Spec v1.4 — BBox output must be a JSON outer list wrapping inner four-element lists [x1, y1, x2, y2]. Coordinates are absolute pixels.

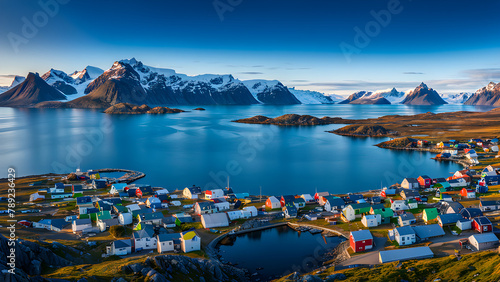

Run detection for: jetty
[[96, 168, 146, 183]]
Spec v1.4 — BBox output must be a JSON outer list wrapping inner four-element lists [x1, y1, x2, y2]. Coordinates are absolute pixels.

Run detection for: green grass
[[276, 251, 500, 282]]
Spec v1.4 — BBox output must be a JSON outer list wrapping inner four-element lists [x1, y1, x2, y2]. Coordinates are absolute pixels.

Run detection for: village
[[5, 137, 500, 279]]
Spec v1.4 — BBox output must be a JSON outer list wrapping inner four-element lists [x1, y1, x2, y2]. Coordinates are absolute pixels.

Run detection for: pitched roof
[[76, 196, 92, 205], [74, 218, 91, 225], [399, 213, 416, 221], [423, 208, 438, 220], [412, 224, 445, 239], [133, 225, 155, 239], [459, 208, 483, 219], [438, 213, 464, 225], [469, 233, 499, 243], [404, 178, 419, 183], [350, 229, 373, 241], [186, 185, 202, 194], [473, 216, 492, 225], [326, 197, 345, 207], [395, 226, 415, 236], [197, 201, 215, 210], [158, 233, 181, 242], [181, 231, 198, 240], [113, 239, 132, 248]]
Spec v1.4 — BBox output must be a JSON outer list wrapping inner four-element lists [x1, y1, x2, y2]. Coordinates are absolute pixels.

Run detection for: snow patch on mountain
[[441, 92, 471, 104], [367, 88, 406, 103], [287, 87, 335, 104]]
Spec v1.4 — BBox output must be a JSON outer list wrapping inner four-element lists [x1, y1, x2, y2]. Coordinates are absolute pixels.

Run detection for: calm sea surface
[[0, 104, 491, 195], [217, 225, 345, 279]]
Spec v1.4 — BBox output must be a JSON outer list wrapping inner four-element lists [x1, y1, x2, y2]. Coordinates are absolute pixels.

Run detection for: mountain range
[[0, 58, 499, 107], [464, 82, 500, 106], [0, 58, 335, 108]]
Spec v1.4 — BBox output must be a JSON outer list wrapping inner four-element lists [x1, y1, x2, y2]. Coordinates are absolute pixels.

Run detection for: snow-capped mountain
[[242, 80, 300, 104], [464, 82, 500, 106], [41, 66, 104, 99], [0, 76, 25, 94], [9, 76, 25, 88], [287, 87, 336, 104], [441, 92, 470, 104], [368, 88, 406, 104], [338, 91, 372, 104], [402, 82, 447, 105]]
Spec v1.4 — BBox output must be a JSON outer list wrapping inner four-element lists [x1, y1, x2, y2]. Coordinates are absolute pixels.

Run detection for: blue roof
[[157, 233, 181, 242], [395, 226, 415, 236], [438, 213, 463, 224], [474, 216, 492, 225], [412, 224, 445, 239], [350, 229, 373, 241], [379, 247, 433, 263]]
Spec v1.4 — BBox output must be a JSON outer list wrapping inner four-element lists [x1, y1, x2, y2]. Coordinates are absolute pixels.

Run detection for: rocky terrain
[[235, 107, 500, 140], [401, 83, 447, 105], [0, 73, 66, 107], [337, 91, 371, 104], [103, 103, 185, 114], [464, 82, 500, 106], [329, 125, 395, 137], [234, 114, 344, 126], [348, 97, 391, 104], [0, 234, 72, 281]]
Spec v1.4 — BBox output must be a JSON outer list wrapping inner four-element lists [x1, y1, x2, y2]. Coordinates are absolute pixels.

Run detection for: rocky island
[[235, 107, 500, 140], [103, 103, 185, 114]]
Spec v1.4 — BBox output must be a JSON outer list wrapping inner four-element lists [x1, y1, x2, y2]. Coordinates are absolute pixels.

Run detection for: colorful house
[[422, 208, 438, 223], [342, 203, 371, 222], [460, 188, 476, 199], [401, 178, 419, 189], [266, 196, 281, 209], [370, 207, 393, 224], [349, 230, 373, 253], [180, 231, 201, 253], [417, 175, 432, 188], [472, 216, 493, 233], [398, 213, 416, 226], [394, 226, 416, 246]]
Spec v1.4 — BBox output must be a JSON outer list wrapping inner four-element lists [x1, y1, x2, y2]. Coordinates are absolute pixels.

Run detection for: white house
[[183, 186, 201, 199], [226, 210, 242, 220], [265, 196, 281, 209], [391, 200, 409, 211], [394, 226, 416, 246], [155, 188, 169, 195], [398, 213, 416, 226], [110, 183, 127, 195], [401, 178, 419, 189], [456, 219, 472, 230], [243, 206, 258, 217], [213, 199, 230, 212], [205, 189, 224, 199], [361, 214, 381, 228], [146, 196, 162, 208], [449, 178, 468, 188], [29, 192, 45, 202], [201, 213, 229, 228], [181, 231, 201, 253], [72, 219, 92, 233], [301, 194, 314, 203], [133, 226, 157, 251], [109, 239, 132, 256], [157, 233, 181, 253], [119, 212, 133, 225], [342, 205, 356, 222], [468, 233, 500, 251]]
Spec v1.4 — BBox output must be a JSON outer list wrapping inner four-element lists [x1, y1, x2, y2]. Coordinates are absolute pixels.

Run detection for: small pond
[[217, 225, 345, 280]]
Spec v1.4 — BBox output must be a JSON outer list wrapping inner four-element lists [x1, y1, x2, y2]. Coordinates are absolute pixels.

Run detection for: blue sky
[[0, 0, 499, 94]]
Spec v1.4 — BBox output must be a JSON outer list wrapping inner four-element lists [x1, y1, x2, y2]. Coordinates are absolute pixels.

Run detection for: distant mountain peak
[[402, 83, 446, 105], [418, 82, 428, 89]]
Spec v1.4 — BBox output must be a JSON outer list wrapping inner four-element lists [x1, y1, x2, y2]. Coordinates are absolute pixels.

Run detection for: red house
[[460, 188, 476, 199], [314, 192, 329, 202], [281, 195, 295, 207], [135, 189, 143, 198], [472, 216, 493, 233], [417, 175, 432, 188], [349, 230, 373, 253]]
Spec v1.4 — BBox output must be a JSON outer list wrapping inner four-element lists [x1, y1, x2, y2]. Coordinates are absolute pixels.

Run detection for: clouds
[[461, 68, 500, 81], [403, 72, 424, 75], [238, 71, 263, 75]]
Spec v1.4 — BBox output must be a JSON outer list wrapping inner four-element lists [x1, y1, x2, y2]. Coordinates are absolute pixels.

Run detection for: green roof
[[350, 203, 372, 214], [423, 208, 438, 221], [97, 210, 111, 220], [407, 199, 417, 203], [373, 208, 394, 218]]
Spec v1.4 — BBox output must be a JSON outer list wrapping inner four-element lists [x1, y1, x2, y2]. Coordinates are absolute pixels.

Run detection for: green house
[[423, 208, 438, 222], [351, 203, 372, 215], [97, 210, 112, 221], [371, 207, 394, 224]]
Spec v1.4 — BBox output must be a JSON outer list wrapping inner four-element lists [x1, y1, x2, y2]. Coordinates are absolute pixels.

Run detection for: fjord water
[[0, 104, 489, 195], [217, 225, 344, 279]]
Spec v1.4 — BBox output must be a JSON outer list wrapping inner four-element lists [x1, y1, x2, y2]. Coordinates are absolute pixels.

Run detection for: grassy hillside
[[276, 251, 500, 282]]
